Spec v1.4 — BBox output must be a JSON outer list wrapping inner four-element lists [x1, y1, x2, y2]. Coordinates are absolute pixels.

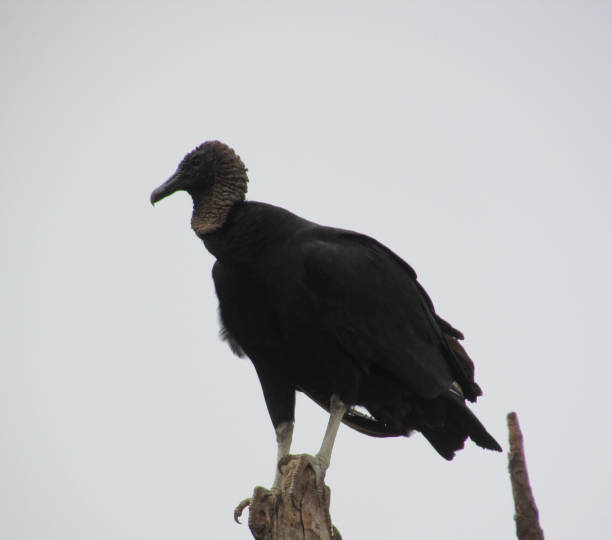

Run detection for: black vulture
[[151, 140, 501, 490]]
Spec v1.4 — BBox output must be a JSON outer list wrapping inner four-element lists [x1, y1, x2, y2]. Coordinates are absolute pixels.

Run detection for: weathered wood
[[507, 412, 545, 540], [235, 454, 342, 540]]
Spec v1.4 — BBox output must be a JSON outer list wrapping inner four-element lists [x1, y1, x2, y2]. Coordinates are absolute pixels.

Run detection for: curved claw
[[233, 497, 251, 524]]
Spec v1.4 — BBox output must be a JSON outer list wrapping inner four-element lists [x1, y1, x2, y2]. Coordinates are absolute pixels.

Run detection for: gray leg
[[316, 394, 348, 471], [292, 394, 348, 490], [272, 421, 294, 490]]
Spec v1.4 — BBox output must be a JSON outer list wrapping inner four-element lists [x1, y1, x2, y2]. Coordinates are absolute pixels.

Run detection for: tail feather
[[421, 424, 466, 460], [421, 395, 502, 460]]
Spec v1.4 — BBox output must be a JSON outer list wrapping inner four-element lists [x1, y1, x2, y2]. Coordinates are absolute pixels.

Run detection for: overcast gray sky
[[2, 1, 611, 538]]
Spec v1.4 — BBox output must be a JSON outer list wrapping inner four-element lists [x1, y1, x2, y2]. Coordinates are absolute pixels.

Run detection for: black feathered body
[[203, 201, 500, 460]]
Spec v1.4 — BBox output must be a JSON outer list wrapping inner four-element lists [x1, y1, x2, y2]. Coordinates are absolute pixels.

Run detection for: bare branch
[[507, 412, 544, 540]]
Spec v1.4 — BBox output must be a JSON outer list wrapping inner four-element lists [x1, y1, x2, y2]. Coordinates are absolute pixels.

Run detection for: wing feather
[[300, 229, 481, 401]]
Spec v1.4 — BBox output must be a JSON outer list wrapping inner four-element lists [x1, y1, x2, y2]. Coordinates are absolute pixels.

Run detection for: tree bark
[[507, 412, 544, 540], [235, 454, 342, 540]]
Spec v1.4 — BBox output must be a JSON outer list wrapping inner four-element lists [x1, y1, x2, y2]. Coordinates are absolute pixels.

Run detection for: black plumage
[[151, 140, 501, 478]]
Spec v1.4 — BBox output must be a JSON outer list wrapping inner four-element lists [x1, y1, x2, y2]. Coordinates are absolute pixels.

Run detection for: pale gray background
[[2, 1, 611, 538]]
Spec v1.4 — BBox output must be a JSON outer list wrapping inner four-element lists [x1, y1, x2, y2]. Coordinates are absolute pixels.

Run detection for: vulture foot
[[233, 487, 282, 524], [279, 453, 329, 509]]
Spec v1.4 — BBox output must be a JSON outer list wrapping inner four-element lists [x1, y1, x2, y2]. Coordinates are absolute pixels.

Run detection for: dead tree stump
[[507, 412, 544, 540], [235, 454, 342, 540]]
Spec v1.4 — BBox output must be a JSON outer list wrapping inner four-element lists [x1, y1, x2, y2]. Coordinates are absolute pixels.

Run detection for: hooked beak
[[150, 171, 184, 205]]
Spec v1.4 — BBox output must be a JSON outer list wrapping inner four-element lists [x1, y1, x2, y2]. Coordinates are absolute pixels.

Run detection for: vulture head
[[150, 141, 249, 235]]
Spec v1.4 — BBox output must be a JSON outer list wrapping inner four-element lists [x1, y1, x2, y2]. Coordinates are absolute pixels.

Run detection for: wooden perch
[[507, 412, 544, 540], [235, 454, 342, 540]]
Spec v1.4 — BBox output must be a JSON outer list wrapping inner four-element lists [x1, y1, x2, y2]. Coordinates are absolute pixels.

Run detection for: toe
[[233, 497, 251, 524]]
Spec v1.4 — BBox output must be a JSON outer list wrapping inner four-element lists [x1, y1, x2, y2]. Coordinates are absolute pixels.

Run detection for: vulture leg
[[292, 394, 348, 492], [316, 394, 348, 477], [272, 421, 294, 490]]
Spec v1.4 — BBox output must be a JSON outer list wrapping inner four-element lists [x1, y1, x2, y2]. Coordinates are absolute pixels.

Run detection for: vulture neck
[[190, 177, 246, 236], [190, 189, 231, 236], [201, 201, 307, 265]]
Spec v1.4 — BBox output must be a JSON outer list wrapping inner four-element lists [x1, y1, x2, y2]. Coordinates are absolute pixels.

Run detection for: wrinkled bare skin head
[[151, 140, 249, 235], [150, 140, 248, 204]]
